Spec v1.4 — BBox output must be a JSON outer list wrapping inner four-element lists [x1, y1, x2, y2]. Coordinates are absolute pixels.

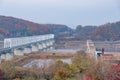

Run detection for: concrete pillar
[[50, 46, 54, 50], [24, 47, 32, 54], [0, 58, 1, 63], [31, 44, 39, 52], [42, 43, 47, 49], [38, 44, 42, 49], [48, 40, 54, 47], [46, 42, 50, 46], [50, 41, 53, 46], [14, 48, 24, 56], [87, 40, 96, 57], [5, 52, 14, 60], [1, 53, 6, 60], [38, 43, 43, 51], [47, 47, 50, 51], [43, 48, 47, 52]]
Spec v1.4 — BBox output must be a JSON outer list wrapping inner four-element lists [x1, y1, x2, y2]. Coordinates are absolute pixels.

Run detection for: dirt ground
[[26, 52, 74, 59], [13, 52, 74, 66]]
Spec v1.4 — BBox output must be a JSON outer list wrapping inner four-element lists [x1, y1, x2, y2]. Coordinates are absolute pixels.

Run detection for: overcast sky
[[0, 0, 120, 28]]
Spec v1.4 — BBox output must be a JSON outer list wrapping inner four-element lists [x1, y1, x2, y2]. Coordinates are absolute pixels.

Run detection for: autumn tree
[[72, 50, 112, 80]]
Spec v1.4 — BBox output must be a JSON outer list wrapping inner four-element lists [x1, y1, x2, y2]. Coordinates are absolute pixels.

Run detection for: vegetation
[[0, 15, 72, 40], [0, 51, 119, 80], [0, 15, 120, 41]]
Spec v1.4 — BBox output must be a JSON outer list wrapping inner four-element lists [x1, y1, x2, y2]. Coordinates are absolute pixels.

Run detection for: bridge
[[0, 34, 55, 62], [87, 40, 120, 58]]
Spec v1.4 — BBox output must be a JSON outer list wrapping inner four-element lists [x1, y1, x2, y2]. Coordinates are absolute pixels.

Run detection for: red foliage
[[106, 64, 120, 80], [14, 24, 24, 30], [0, 28, 9, 35], [0, 69, 4, 80], [84, 75, 94, 80]]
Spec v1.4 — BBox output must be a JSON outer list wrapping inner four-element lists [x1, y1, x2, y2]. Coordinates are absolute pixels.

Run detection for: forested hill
[[0, 15, 72, 40], [0, 15, 120, 41], [92, 22, 120, 41], [73, 22, 120, 41]]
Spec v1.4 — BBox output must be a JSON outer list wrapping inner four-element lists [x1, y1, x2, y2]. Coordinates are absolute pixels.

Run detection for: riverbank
[[13, 52, 74, 66]]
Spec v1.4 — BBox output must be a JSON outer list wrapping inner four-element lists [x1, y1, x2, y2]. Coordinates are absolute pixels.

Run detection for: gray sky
[[0, 0, 120, 28]]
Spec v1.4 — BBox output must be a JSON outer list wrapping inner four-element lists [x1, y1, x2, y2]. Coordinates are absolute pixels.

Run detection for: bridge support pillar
[[14, 48, 24, 56], [42, 43, 47, 49], [31, 44, 39, 52], [38, 43, 43, 51], [46, 46, 54, 51], [50, 46, 54, 50], [24, 47, 32, 54], [46, 42, 51, 47], [41, 40, 54, 52], [5, 52, 14, 60], [1, 53, 6, 60], [49, 41, 53, 46]]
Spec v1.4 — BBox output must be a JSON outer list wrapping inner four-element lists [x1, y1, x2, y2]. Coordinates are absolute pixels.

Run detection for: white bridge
[[0, 34, 55, 62]]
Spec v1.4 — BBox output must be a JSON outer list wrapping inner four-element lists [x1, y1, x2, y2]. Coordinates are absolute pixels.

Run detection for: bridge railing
[[4, 34, 54, 48]]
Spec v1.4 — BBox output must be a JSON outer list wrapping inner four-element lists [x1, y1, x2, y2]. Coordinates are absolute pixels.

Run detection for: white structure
[[4, 34, 54, 48], [87, 40, 96, 57], [0, 34, 55, 62]]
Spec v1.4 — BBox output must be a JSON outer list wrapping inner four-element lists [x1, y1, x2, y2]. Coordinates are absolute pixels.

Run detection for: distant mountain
[[74, 22, 120, 41], [92, 22, 120, 41], [74, 25, 97, 40], [0, 15, 72, 40], [0, 15, 120, 41]]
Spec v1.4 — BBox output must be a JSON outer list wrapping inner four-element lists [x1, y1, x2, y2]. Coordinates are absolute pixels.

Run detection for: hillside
[[74, 25, 97, 40], [0, 15, 120, 41], [92, 22, 120, 41], [0, 15, 72, 40], [72, 22, 120, 41]]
